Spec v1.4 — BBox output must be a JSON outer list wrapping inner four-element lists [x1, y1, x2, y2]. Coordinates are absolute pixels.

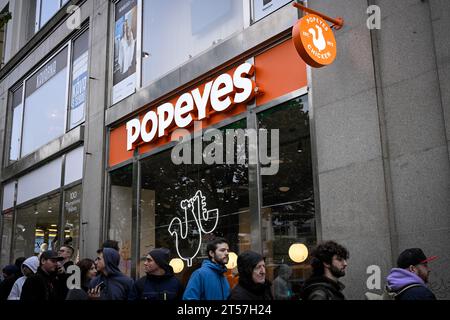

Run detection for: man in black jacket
[[300, 241, 349, 300], [20, 250, 66, 301], [129, 248, 183, 300], [386, 248, 437, 300], [229, 251, 273, 300]]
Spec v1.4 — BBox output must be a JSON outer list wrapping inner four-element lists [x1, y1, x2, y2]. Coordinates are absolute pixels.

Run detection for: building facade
[[0, 0, 449, 300]]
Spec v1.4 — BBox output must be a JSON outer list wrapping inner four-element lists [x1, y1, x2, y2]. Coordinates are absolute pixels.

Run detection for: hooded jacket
[[129, 270, 183, 301], [300, 276, 346, 300], [229, 251, 273, 300], [386, 268, 436, 300], [89, 248, 134, 300], [7, 256, 39, 300], [0, 265, 20, 300], [182, 259, 230, 300]]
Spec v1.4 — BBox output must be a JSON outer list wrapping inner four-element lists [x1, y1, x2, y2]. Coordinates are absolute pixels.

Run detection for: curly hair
[[310, 241, 349, 276]]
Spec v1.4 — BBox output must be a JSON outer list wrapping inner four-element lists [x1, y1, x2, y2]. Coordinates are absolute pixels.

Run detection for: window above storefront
[[35, 0, 69, 33], [7, 28, 89, 164]]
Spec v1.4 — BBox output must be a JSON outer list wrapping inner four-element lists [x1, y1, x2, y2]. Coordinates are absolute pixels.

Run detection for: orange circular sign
[[292, 14, 337, 68]]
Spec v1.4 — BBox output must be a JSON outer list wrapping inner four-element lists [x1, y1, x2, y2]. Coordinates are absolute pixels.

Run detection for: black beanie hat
[[149, 248, 171, 272]]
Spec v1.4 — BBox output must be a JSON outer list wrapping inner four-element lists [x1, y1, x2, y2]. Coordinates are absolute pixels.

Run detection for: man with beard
[[183, 238, 230, 300], [300, 241, 349, 300], [385, 248, 437, 300]]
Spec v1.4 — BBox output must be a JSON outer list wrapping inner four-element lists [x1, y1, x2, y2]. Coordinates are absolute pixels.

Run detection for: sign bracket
[[293, 2, 344, 30]]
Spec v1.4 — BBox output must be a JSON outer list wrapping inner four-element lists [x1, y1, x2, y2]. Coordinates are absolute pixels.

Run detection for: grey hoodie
[[7, 256, 39, 300]]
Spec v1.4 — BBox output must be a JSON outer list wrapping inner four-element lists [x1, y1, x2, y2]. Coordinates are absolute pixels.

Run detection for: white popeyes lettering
[[210, 73, 234, 112], [157, 103, 175, 138], [126, 63, 255, 150], [174, 92, 194, 128]]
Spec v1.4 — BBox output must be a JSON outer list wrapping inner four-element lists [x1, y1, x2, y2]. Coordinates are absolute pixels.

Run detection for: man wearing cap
[[20, 250, 66, 301], [386, 248, 437, 300], [129, 248, 183, 300]]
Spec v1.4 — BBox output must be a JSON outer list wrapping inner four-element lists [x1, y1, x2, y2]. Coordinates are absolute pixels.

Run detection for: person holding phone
[[88, 247, 134, 300]]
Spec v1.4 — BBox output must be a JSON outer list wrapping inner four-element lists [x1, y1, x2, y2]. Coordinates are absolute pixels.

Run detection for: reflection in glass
[[1, 211, 13, 269], [21, 48, 68, 156], [9, 87, 23, 162], [13, 194, 61, 260], [38, 0, 61, 29], [142, 0, 244, 86], [257, 97, 316, 299], [109, 165, 133, 276]]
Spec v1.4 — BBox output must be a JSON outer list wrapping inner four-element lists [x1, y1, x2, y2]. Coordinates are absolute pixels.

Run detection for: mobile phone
[[97, 282, 106, 291]]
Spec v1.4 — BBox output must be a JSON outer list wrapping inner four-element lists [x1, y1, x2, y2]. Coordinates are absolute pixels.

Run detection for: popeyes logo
[[292, 14, 337, 68], [126, 62, 256, 150]]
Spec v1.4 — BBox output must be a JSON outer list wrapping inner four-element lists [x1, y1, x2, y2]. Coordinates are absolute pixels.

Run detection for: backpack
[[365, 284, 423, 300]]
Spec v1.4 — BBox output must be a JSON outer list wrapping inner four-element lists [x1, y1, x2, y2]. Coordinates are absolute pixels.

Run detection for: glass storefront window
[[109, 164, 133, 276], [63, 184, 82, 262], [257, 96, 316, 300], [139, 120, 250, 283], [21, 47, 68, 156], [1, 210, 13, 269], [36, 0, 69, 31], [141, 0, 244, 87], [13, 193, 61, 260]]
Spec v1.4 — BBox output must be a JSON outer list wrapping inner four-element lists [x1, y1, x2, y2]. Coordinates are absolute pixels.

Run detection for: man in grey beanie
[[129, 248, 183, 300]]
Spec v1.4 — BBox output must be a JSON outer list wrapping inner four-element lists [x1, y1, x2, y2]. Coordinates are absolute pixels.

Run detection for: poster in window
[[112, 0, 138, 105], [70, 51, 88, 128]]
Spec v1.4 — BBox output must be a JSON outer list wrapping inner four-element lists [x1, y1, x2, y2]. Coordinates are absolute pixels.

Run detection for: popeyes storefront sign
[[126, 62, 256, 150], [109, 39, 308, 167]]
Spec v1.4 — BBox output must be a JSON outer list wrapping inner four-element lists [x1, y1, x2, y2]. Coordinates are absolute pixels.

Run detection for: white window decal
[[168, 190, 219, 267]]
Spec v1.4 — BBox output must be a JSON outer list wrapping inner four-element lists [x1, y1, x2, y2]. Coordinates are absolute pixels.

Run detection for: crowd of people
[[0, 238, 438, 301]]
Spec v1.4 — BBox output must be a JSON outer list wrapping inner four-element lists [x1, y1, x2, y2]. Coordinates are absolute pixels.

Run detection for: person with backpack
[[385, 248, 437, 300], [88, 247, 134, 300], [129, 248, 183, 300], [300, 241, 349, 300]]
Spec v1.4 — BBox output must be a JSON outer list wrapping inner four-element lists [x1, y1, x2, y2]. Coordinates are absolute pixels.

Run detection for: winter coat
[[129, 271, 183, 301], [8, 256, 39, 300], [0, 265, 20, 300], [89, 248, 134, 300], [273, 264, 293, 300], [229, 251, 273, 300], [229, 282, 273, 300], [20, 267, 67, 301], [386, 268, 436, 300], [182, 259, 230, 300], [300, 276, 346, 300]]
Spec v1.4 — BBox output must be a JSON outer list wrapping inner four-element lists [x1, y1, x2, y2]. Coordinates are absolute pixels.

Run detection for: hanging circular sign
[[292, 14, 337, 68]]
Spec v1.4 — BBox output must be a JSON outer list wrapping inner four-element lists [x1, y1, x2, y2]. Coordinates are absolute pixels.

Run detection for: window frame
[[6, 26, 89, 165], [35, 0, 69, 33]]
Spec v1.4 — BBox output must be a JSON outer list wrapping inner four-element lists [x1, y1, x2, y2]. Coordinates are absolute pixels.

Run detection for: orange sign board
[[292, 14, 337, 68], [108, 39, 308, 168]]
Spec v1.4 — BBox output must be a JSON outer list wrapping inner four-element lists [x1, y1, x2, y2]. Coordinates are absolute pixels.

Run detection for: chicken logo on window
[[168, 190, 219, 267], [292, 14, 337, 68]]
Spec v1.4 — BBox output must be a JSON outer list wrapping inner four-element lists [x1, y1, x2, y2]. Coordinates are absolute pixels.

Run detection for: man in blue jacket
[[129, 248, 183, 300], [183, 238, 230, 300], [386, 248, 437, 300], [89, 247, 134, 300]]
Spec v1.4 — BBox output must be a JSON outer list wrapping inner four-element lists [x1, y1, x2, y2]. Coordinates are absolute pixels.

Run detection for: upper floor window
[[8, 29, 89, 163], [35, 0, 69, 32], [0, 4, 12, 68], [141, 0, 246, 88], [251, 0, 292, 23]]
